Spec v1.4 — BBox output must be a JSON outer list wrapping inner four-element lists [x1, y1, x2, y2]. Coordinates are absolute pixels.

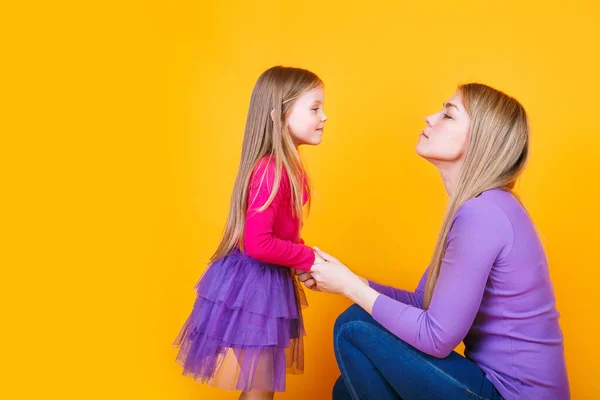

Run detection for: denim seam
[[335, 329, 361, 400]]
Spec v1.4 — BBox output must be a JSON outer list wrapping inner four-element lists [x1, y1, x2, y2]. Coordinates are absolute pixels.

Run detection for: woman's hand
[[306, 247, 363, 296], [296, 247, 380, 314], [294, 250, 325, 291]]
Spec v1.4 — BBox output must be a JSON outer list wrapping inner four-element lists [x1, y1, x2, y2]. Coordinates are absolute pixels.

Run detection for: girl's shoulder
[[250, 156, 291, 191]]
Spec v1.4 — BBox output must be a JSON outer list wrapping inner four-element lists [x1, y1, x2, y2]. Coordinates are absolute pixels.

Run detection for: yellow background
[[3, 0, 599, 399]]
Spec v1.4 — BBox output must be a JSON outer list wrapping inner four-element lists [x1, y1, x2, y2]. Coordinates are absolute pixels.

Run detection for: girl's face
[[286, 85, 327, 146], [417, 91, 471, 164]]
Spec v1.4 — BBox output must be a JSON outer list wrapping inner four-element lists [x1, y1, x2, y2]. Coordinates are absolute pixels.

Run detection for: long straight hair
[[210, 66, 323, 263], [423, 83, 530, 309]]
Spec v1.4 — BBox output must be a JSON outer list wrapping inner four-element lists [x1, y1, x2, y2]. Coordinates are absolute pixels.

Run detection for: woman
[[297, 83, 569, 399]]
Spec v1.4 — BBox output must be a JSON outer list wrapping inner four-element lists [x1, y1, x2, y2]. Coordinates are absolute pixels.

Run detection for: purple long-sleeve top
[[369, 189, 569, 399]]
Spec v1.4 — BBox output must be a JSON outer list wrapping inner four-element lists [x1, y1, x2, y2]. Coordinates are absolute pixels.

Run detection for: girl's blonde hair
[[210, 66, 323, 263]]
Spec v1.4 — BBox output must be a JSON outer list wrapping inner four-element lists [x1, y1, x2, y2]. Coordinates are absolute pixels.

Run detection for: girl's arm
[[244, 161, 315, 271]]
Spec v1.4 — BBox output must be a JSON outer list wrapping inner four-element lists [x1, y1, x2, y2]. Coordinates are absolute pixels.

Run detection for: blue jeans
[[333, 305, 503, 400]]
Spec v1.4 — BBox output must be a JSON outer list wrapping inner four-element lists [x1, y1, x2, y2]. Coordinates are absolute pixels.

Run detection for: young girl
[[173, 66, 327, 399]]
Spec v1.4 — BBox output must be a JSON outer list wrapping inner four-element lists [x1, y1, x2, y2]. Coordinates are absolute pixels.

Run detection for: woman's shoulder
[[453, 189, 514, 233], [451, 190, 516, 256]]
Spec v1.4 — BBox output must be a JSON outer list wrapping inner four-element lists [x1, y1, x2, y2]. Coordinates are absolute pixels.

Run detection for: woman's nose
[[425, 114, 433, 127]]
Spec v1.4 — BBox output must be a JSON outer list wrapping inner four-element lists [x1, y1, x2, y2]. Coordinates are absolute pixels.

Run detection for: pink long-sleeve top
[[243, 158, 315, 271]]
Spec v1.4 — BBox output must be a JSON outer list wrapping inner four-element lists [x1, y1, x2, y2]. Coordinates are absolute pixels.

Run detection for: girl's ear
[[270, 109, 276, 122]]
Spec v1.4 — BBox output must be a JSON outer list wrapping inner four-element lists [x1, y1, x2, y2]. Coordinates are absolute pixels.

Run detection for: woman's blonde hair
[[210, 66, 323, 263], [424, 83, 530, 309]]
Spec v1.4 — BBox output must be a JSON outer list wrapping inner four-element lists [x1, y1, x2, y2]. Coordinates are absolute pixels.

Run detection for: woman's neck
[[435, 160, 463, 197]]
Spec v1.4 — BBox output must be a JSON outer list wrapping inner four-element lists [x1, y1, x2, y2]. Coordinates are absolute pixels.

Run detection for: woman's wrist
[[344, 274, 371, 299], [342, 273, 362, 297], [344, 275, 380, 314]]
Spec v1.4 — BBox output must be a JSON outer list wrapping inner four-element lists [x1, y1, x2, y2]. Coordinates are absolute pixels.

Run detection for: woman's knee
[[334, 304, 372, 335]]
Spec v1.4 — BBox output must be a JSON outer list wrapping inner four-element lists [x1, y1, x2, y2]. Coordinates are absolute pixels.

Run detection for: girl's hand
[[295, 249, 327, 291]]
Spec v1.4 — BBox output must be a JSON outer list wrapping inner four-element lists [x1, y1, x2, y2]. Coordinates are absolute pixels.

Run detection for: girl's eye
[[443, 113, 452, 119], [312, 108, 319, 112]]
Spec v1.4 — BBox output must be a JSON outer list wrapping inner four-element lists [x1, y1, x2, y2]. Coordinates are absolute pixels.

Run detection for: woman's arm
[[368, 270, 427, 309], [307, 257, 427, 309], [309, 199, 512, 358], [369, 201, 513, 357]]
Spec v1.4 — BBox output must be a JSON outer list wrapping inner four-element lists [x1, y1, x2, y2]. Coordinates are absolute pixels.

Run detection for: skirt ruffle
[[173, 250, 308, 392]]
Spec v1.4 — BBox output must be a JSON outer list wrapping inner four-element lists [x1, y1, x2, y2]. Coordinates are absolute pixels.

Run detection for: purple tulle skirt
[[173, 249, 308, 392]]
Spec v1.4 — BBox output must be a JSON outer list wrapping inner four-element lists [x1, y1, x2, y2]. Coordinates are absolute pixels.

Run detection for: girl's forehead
[[299, 87, 324, 101]]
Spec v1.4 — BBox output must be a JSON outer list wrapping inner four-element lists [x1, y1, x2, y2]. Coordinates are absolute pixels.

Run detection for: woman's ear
[[270, 109, 276, 122]]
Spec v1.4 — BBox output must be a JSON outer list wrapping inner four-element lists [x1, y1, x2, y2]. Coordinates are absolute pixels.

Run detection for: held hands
[[294, 247, 361, 295], [294, 249, 326, 291]]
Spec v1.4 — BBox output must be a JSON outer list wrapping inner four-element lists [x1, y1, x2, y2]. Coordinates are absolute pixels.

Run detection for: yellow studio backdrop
[[2, 0, 599, 399]]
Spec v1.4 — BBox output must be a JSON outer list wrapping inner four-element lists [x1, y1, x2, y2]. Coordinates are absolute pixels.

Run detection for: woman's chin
[[415, 144, 428, 159], [416, 147, 445, 165]]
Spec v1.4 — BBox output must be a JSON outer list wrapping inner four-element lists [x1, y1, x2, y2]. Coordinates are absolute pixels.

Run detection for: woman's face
[[416, 91, 471, 164]]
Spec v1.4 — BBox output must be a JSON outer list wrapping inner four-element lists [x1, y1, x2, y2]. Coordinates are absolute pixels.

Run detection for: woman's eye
[[443, 113, 452, 119]]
